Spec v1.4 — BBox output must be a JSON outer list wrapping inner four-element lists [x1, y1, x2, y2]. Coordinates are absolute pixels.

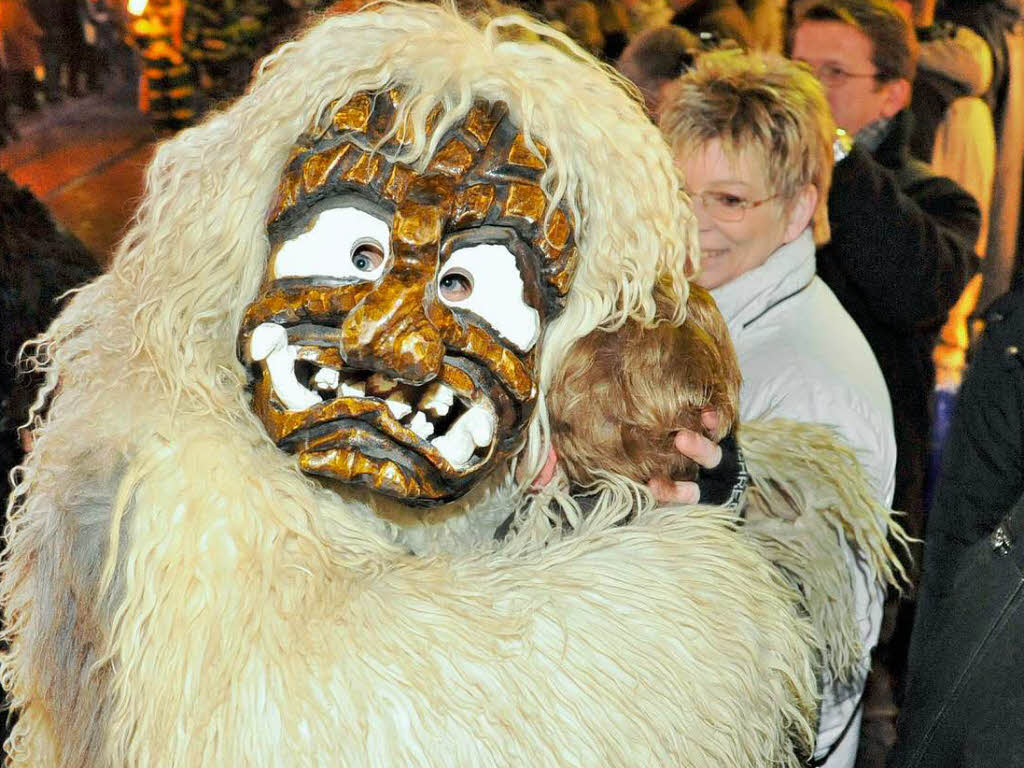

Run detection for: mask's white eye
[[273, 207, 390, 281], [438, 243, 540, 352]]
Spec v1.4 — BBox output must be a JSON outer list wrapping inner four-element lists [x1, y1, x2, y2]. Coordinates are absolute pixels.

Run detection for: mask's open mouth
[[247, 322, 498, 475]]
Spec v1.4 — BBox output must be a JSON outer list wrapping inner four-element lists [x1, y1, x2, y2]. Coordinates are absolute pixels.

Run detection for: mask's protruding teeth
[[431, 431, 474, 467], [462, 406, 496, 448], [420, 382, 454, 417], [408, 411, 434, 440], [313, 367, 340, 391], [249, 322, 321, 411], [385, 393, 412, 421], [250, 322, 287, 362], [367, 373, 398, 396], [431, 404, 495, 467], [339, 379, 365, 398]]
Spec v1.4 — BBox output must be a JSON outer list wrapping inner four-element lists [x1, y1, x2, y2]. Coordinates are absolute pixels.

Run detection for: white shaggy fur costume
[[0, 5, 904, 766]]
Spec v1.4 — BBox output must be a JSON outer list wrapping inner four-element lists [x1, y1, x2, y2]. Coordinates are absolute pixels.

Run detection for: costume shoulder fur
[[1, 412, 904, 767]]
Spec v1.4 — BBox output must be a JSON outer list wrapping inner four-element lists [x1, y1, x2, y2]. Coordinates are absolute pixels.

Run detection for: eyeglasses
[[802, 60, 880, 88], [685, 189, 780, 222]]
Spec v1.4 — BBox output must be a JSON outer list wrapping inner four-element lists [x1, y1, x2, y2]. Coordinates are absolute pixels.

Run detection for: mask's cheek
[[239, 282, 372, 343]]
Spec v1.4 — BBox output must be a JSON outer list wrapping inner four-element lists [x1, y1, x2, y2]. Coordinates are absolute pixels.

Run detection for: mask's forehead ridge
[[268, 91, 578, 315]]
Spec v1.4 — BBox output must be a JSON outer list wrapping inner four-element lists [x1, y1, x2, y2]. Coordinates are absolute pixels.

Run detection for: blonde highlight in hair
[[660, 48, 835, 244]]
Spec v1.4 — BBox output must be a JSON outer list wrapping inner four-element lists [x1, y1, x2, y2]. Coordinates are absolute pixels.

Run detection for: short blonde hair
[[548, 284, 741, 487], [660, 49, 834, 244]]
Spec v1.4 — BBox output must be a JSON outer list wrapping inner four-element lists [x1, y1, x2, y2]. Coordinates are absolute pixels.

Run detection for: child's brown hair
[[548, 284, 741, 487]]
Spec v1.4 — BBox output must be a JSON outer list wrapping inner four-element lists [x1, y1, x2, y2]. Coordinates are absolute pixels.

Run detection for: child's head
[[547, 284, 740, 487]]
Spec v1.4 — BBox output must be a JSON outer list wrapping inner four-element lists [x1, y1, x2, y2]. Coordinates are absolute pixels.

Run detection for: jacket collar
[[710, 227, 816, 335], [872, 107, 913, 169]]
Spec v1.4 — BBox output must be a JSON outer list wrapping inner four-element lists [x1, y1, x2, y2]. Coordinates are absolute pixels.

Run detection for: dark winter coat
[[815, 108, 980, 533], [0, 171, 98, 502], [889, 275, 1024, 767]]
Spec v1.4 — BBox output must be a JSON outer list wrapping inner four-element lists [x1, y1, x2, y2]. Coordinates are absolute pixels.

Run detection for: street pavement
[[0, 91, 158, 267]]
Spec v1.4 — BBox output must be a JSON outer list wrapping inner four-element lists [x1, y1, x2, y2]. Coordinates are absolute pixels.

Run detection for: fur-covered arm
[[737, 418, 910, 678]]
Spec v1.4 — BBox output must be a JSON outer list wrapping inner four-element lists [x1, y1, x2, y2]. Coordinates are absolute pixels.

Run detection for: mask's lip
[[261, 350, 499, 479]]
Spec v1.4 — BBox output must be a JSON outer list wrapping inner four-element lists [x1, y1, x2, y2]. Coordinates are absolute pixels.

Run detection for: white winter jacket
[[711, 228, 897, 768]]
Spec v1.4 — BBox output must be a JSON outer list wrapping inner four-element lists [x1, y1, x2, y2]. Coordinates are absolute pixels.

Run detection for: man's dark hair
[[619, 25, 702, 82], [794, 0, 919, 83]]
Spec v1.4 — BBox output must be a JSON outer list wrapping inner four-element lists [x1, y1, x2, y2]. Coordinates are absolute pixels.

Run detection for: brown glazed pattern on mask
[[239, 90, 579, 510]]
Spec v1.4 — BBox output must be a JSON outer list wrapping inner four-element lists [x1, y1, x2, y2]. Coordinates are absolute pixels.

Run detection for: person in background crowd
[[893, 0, 996, 397], [619, 0, 674, 36], [0, 0, 43, 111], [77, 0, 117, 94], [669, 0, 755, 46], [616, 24, 702, 116], [131, 0, 196, 131], [669, 0, 783, 49], [789, 0, 978, 562], [741, 0, 785, 51], [0, 50, 12, 145], [888, 271, 1024, 768], [789, 2, 981, 763], [660, 48, 896, 768], [183, 0, 269, 105], [543, 0, 630, 59], [25, 0, 55, 102], [939, 0, 1024, 317]]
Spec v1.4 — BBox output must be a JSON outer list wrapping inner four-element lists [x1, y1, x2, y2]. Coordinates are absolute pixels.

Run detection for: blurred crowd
[[2, 0, 1024, 766], [0, 0, 326, 138]]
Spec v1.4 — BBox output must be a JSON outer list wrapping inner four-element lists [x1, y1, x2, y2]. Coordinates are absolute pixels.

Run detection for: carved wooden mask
[[238, 91, 579, 508]]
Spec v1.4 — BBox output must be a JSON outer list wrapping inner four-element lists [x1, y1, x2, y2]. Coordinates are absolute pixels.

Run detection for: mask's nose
[[339, 205, 445, 385]]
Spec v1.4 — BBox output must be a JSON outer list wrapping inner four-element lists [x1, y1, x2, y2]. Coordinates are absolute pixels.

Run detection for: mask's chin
[[348, 466, 521, 555], [296, 438, 501, 510], [247, 330, 523, 504]]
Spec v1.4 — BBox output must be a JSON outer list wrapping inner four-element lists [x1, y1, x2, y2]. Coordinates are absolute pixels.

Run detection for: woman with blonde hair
[[661, 49, 896, 767]]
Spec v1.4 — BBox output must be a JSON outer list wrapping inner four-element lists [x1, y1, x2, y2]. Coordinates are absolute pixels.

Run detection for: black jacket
[[889, 275, 1024, 767], [816, 108, 980, 526]]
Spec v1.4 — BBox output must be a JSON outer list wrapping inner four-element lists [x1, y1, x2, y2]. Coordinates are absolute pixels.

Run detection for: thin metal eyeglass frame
[[683, 190, 782, 222]]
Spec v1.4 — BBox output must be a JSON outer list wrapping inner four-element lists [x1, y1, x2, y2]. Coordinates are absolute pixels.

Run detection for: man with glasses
[[790, 0, 981, 762], [791, 0, 978, 554]]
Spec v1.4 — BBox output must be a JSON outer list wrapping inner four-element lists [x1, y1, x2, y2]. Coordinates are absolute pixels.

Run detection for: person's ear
[[880, 78, 911, 118], [531, 446, 559, 490], [783, 184, 818, 242]]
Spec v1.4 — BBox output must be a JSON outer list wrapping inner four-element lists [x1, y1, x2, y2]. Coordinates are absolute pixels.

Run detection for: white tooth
[[313, 368, 340, 390], [461, 406, 496, 447], [368, 373, 398, 394], [249, 322, 321, 410], [431, 431, 475, 466], [408, 411, 434, 439], [271, 345, 321, 410], [271, 352, 321, 410], [421, 383, 455, 416], [339, 380, 365, 398], [250, 322, 288, 362], [430, 405, 495, 466], [385, 396, 412, 420]]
